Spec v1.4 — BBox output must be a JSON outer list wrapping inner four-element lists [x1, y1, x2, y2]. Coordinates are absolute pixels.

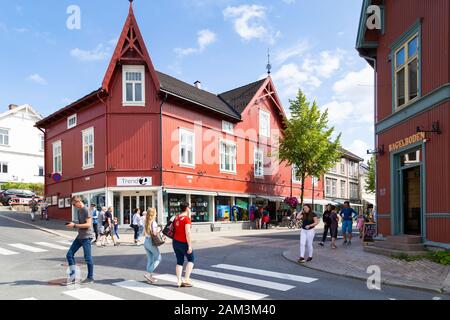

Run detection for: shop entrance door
[[402, 166, 421, 235], [121, 194, 154, 225]]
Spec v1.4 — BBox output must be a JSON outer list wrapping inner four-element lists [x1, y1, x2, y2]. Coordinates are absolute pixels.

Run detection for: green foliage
[[391, 253, 423, 262], [0, 182, 44, 196], [427, 250, 450, 265], [365, 156, 376, 194], [277, 90, 341, 205]]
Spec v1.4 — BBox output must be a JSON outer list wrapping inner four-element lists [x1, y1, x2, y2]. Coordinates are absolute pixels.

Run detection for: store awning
[[217, 192, 251, 198], [164, 188, 217, 196], [254, 195, 286, 202], [351, 203, 364, 207]]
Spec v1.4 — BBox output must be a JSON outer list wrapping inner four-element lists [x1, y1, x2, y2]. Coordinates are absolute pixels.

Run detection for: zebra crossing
[[0, 241, 70, 256], [18, 263, 319, 301]]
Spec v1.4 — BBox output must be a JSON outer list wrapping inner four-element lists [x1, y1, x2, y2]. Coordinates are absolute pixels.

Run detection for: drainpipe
[[159, 93, 168, 224], [359, 54, 378, 235], [37, 127, 46, 200]]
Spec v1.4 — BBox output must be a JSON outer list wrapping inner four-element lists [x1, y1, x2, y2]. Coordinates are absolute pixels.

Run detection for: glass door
[[121, 194, 154, 225], [402, 166, 421, 235]]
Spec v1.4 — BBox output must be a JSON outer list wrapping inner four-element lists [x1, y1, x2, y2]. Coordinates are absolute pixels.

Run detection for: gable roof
[[157, 71, 241, 121], [340, 147, 364, 162], [102, 2, 160, 92], [0, 104, 43, 121], [218, 78, 267, 114]]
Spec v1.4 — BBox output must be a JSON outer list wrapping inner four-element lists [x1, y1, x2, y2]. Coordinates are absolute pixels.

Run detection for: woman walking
[[330, 205, 340, 249], [173, 202, 195, 288], [143, 208, 162, 284], [297, 204, 319, 263], [131, 208, 141, 245]]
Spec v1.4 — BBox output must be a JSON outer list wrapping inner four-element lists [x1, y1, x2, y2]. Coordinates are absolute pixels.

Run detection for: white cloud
[[349, 139, 371, 162], [70, 44, 110, 61], [27, 74, 48, 85], [282, 0, 296, 3], [274, 40, 310, 64], [175, 29, 217, 57], [271, 63, 321, 98], [223, 5, 279, 44], [302, 50, 343, 78]]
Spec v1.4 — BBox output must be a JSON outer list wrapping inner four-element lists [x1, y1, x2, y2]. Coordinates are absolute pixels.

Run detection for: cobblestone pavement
[[283, 238, 450, 294]]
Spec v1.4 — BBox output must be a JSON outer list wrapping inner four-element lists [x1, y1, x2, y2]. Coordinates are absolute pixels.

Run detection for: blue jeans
[[66, 237, 94, 279], [144, 237, 161, 273]]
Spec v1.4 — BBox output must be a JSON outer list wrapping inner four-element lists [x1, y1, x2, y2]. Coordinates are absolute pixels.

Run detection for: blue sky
[[0, 0, 374, 161]]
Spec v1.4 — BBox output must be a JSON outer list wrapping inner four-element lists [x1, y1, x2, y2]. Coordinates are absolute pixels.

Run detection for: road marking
[[388, 298, 397, 300], [34, 242, 69, 250], [0, 247, 20, 255], [63, 288, 122, 300], [432, 297, 442, 300], [191, 269, 295, 291], [57, 240, 73, 245], [212, 264, 318, 284], [114, 280, 205, 300], [155, 274, 267, 300], [8, 243, 48, 253], [20, 297, 38, 300]]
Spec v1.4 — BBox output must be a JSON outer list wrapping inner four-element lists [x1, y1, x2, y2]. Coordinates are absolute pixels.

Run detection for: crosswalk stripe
[[8, 243, 48, 253], [155, 274, 267, 300], [57, 240, 73, 245], [63, 288, 122, 300], [211, 264, 318, 284], [432, 297, 442, 300], [114, 280, 205, 300], [191, 269, 295, 291], [34, 242, 69, 250], [0, 247, 19, 255], [20, 298, 38, 300]]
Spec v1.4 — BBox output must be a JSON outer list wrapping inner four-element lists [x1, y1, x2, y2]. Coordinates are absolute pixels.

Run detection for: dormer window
[[67, 114, 77, 129], [123, 65, 145, 106]]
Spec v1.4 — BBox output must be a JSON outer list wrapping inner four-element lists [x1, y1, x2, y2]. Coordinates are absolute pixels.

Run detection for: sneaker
[[306, 257, 313, 262], [297, 257, 306, 264], [81, 278, 95, 285], [318, 242, 324, 247], [343, 240, 348, 245], [348, 241, 352, 245]]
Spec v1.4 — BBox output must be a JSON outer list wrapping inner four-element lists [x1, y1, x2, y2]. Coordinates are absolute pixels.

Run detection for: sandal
[[181, 281, 193, 288], [144, 274, 156, 284]]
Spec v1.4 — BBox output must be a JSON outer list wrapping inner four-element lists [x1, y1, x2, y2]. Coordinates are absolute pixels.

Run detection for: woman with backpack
[[297, 204, 319, 263], [143, 208, 163, 284]]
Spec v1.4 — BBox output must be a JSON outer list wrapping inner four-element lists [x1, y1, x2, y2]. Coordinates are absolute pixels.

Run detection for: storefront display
[[234, 197, 250, 222], [191, 195, 211, 222], [215, 196, 231, 222], [168, 194, 187, 219]]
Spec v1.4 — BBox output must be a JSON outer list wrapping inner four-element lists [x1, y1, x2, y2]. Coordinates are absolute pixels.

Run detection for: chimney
[[8, 104, 18, 110], [194, 81, 202, 90]]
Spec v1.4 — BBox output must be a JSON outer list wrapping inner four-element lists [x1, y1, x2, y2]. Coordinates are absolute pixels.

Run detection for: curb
[[282, 249, 449, 296], [0, 213, 73, 240]]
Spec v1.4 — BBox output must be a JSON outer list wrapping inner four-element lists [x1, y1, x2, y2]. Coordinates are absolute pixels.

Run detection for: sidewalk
[[283, 240, 450, 294]]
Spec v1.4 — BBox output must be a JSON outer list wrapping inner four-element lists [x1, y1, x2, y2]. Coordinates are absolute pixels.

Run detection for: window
[[292, 166, 302, 183], [349, 162, 358, 178], [0, 129, 9, 146], [82, 128, 94, 168], [350, 183, 359, 199], [254, 148, 264, 177], [220, 141, 236, 173], [40, 135, 44, 151], [340, 160, 345, 174], [259, 109, 270, 137], [52, 141, 62, 174], [179, 129, 195, 167], [123, 65, 145, 106], [312, 176, 319, 187], [67, 114, 77, 129], [326, 178, 337, 197], [395, 34, 419, 109], [0, 162, 8, 174], [38, 166, 44, 177], [331, 164, 337, 173], [222, 121, 234, 134], [341, 181, 346, 198]]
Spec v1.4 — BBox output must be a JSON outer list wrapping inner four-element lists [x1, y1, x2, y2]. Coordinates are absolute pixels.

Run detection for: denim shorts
[[172, 240, 195, 266], [342, 220, 353, 234]]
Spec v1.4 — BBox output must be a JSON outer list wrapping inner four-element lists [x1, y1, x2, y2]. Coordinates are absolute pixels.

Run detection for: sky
[[0, 0, 375, 162]]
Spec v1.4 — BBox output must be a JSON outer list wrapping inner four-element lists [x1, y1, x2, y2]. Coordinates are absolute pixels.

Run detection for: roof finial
[[266, 48, 272, 76]]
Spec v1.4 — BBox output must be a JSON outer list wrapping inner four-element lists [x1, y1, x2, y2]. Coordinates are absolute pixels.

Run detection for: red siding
[[426, 218, 450, 243]]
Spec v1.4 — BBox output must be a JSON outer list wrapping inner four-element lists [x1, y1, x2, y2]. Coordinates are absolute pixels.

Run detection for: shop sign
[[388, 132, 425, 152], [117, 177, 152, 187]]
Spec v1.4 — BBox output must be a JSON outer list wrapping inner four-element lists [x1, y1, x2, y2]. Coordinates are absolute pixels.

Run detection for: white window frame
[[38, 166, 44, 177], [222, 121, 234, 134], [350, 182, 359, 199], [52, 140, 62, 174], [67, 114, 77, 130], [82, 127, 95, 169], [0, 161, 8, 174], [0, 128, 10, 146], [220, 140, 237, 174], [123, 65, 146, 107], [179, 128, 195, 168], [326, 178, 337, 197], [292, 165, 302, 184], [259, 109, 270, 138], [340, 180, 346, 198], [254, 148, 264, 178]]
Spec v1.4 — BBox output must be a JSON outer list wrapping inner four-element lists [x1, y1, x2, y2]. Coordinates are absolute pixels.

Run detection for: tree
[[0, 182, 44, 195], [278, 90, 342, 206], [365, 156, 376, 194]]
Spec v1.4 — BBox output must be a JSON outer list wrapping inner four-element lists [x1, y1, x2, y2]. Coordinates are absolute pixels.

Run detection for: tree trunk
[[300, 173, 306, 207]]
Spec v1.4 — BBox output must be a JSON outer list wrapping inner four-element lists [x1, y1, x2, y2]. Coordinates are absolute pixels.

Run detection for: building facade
[[357, 0, 450, 246], [323, 149, 363, 211], [359, 163, 376, 210], [36, 3, 324, 229], [0, 104, 44, 186]]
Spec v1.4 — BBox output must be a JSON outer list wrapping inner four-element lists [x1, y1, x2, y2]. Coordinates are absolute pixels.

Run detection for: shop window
[[234, 198, 250, 222], [215, 196, 231, 222], [191, 195, 212, 223], [168, 194, 187, 219]]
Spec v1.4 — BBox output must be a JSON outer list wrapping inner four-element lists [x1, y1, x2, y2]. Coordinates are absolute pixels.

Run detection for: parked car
[[0, 189, 36, 206]]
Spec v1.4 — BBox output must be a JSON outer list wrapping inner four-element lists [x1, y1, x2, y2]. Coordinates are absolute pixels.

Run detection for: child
[[357, 213, 365, 239], [113, 217, 120, 240]]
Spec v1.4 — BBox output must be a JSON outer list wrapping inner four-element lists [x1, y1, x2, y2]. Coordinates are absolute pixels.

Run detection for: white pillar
[[157, 187, 164, 226]]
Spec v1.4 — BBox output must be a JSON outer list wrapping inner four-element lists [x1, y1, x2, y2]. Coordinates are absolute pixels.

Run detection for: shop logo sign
[[117, 177, 152, 187], [366, 5, 382, 30], [389, 132, 425, 152]]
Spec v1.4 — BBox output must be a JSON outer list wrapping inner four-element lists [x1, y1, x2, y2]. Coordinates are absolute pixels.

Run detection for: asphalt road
[[0, 212, 447, 301]]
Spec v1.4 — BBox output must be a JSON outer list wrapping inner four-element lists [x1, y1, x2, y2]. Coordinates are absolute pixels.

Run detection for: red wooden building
[[36, 2, 325, 229], [357, 0, 450, 247]]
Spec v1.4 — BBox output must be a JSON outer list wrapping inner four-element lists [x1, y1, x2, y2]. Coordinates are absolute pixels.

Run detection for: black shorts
[[330, 226, 338, 238]]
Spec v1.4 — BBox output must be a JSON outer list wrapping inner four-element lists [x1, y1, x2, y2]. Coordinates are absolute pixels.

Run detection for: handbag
[[162, 216, 176, 239], [150, 226, 166, 247]]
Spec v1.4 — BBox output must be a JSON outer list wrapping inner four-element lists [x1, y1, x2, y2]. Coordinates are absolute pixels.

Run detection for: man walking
[[319, 204, 332, 247], [339, 201, 358, 245], [29, 197, 39, 222], [65, 196, 95, 285]]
